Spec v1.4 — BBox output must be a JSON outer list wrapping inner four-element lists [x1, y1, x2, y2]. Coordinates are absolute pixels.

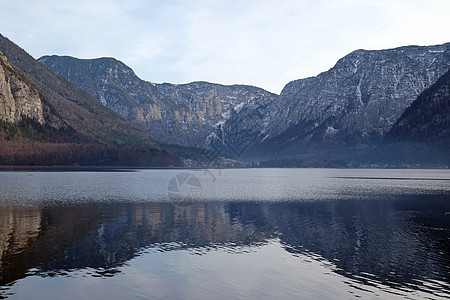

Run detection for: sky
[[1, 0, 449, 94]]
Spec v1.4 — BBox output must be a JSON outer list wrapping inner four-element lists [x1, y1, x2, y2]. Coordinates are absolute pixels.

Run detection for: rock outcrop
[[0, 51, 44, 124]]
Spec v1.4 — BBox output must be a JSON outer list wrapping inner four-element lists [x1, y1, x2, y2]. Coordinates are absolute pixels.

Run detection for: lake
[[0, 168, 449, 299]]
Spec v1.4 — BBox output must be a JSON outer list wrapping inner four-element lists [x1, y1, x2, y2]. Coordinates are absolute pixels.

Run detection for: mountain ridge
[[35, 41, 450, 165], [38, 55, 278, 147], [208, 42, 450, 161]]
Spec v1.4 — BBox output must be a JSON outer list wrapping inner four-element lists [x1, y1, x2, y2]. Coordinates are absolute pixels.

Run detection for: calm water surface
[[0, 169, 449, 299]]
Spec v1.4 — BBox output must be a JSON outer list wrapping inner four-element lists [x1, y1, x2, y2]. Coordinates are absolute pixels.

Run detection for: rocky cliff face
[[39, 56, 277, 147], [0, 51, 44, 124], [209, 43, 450, 159]]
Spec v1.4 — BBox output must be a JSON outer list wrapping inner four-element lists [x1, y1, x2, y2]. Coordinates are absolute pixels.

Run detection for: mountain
[[0, 34, 181, 166], [38, 55, 277, 147], [154, 81, 277, 147], [208, 43, 450, 161], [380, 68, 450, 165]]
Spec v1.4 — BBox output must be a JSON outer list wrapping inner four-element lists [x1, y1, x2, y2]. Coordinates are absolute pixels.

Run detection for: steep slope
[[0, 51, 44, 124], [380, 68, 450, 164], [38, 55, 277, 147], [209, 43, 450, 160], [0, 34, 181, 166]]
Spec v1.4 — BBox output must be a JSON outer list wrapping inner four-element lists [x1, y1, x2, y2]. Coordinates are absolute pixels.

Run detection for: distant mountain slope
[[387, 68, 450, 145], [209, 43, 450, 160], [155, 81, 277, 147], [0, 34, 181, 166], [380, 68, 450, 164], [39, 55, 277, 147]]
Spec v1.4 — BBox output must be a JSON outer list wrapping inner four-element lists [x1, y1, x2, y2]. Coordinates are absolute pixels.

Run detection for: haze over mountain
[[0, 34, 181, 166], [208, 43, 450, 161], [38, 55, 277, 147]]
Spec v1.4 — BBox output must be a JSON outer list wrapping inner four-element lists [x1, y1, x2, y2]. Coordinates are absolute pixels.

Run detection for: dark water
[[0, 169, 449, 299]]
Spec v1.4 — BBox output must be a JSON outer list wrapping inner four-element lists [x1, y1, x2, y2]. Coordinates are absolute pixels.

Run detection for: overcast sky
[[1, 0, 449, 93]]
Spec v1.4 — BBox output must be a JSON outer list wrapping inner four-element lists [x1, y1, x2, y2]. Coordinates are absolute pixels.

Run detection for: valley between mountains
[[1, 33, 449, 167]]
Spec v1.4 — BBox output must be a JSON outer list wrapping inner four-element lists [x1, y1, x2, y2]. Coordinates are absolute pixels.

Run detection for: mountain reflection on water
[[1, 195, 449, 299]]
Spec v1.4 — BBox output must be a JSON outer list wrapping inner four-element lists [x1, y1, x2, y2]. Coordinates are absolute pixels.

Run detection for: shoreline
[[0, 165, 448, 172]]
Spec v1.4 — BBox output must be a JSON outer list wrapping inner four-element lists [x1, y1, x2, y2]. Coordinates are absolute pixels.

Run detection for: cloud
[[1, 0, 449, 93]]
